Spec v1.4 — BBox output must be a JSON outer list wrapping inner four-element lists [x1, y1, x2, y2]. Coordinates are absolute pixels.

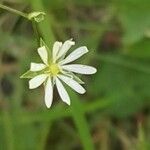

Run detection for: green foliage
[[115, 0, 150, 44], [20, 70, 39, 79], [128, 38, 150, 58]]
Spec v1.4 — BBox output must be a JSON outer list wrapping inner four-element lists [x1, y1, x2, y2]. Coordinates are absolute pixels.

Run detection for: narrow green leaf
[[64, 72, 85, 84], [137, 123, 148, 150], [40, 38, 51, 59], [20, 70, 38, 79], [2, 111, 14, 150], [94, 53, 150, 74], [37, 123, 52, 150], [40, 38, 46, 47], [73, 74, 85, 84], [70, 91, 94, 150]]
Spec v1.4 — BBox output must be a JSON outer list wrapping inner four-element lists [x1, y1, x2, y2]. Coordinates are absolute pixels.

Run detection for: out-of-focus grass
[[0, 0, 150, 150]]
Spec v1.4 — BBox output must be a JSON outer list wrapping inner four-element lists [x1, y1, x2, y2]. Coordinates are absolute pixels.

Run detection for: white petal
[[44, 77, 53, 108], [56, 39, 75, 60], [55, 77, 70, 105], [37, 46, 48, 65], [59, 46, 88, 65], [30, 62, 46, 71], [62, 64, 97, 74], [29, 74, 48, 89], [58, 75, 86, 94], [52, 41, 62, 62]]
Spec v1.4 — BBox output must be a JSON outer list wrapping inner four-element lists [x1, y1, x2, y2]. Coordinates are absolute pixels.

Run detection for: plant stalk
[[0, 3, 28, 19]]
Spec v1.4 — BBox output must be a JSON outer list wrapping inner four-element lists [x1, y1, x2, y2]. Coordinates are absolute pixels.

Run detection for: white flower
[[27, 39, 97, 108]]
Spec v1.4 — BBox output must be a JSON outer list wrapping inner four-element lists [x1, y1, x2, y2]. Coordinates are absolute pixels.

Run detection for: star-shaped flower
[[21, 39, 97, 108]]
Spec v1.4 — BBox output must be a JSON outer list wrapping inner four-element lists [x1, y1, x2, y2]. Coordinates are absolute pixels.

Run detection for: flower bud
[[28, 11, 46, 22]]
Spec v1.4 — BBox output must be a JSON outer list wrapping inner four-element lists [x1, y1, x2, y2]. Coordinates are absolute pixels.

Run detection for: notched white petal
[[29, 74, 48, 89], [62, 64, 97, 74], [52, 41, 62, 62], [56, 77, 70, 105], [56, 39, 75, 60], [59, 46, 88, 65], [30, 62, 46, 71], [37, 46, 48, 64], [58, 75, 86, 94], [45, 77, 53, 108]]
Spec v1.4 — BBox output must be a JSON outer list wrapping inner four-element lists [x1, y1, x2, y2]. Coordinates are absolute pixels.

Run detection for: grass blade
[[70, 91, 94, 150]]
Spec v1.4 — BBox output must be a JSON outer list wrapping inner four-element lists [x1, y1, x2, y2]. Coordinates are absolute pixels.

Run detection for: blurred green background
[[0, 0, 150, 150]]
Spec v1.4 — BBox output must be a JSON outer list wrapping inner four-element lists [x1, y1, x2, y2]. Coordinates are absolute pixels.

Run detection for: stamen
[[45, 63, 60, 76]]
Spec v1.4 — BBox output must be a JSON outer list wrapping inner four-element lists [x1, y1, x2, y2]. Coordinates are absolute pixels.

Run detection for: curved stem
[[32, 21, 40, 44], [0, 3, 28, 19], [0, 3, 44, 47]]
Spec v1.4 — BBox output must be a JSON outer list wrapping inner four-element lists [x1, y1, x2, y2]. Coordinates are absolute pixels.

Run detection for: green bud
[[28, 11, 46, 22]]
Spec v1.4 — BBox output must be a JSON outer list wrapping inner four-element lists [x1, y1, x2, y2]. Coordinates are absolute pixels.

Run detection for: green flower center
[[45, 63, 60, 76]]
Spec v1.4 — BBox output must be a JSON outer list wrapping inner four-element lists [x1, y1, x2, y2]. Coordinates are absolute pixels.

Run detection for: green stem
[[32, 21, 40, 44], [0, 3, 28, 19], [0, 3, 43, 46], [2, 111, 14, 150]]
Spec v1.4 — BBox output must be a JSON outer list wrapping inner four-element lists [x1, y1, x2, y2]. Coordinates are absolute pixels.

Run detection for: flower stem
[[0, 3, 28, 19], [32, 20, 40, 44]]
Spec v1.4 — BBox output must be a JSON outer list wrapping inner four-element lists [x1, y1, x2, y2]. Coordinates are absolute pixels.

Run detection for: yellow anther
[[49, 63, 60, 76]]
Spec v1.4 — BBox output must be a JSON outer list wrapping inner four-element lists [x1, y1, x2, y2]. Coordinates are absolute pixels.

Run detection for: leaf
[[64, 72, 85, 84], [40, 38, 46, 47], [69, 90, 94, 150], [91, 53, 150, 118], [20, 70, 38, 79], [127, 38, 150, 59], [72, 74, 85, 84], [40, 38, 51, 58], [2, 111, 14, 150], [115, 1, 150, 44]]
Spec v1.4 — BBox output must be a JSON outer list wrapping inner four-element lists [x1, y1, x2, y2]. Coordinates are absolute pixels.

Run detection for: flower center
[[48, 63, 60, 76]]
